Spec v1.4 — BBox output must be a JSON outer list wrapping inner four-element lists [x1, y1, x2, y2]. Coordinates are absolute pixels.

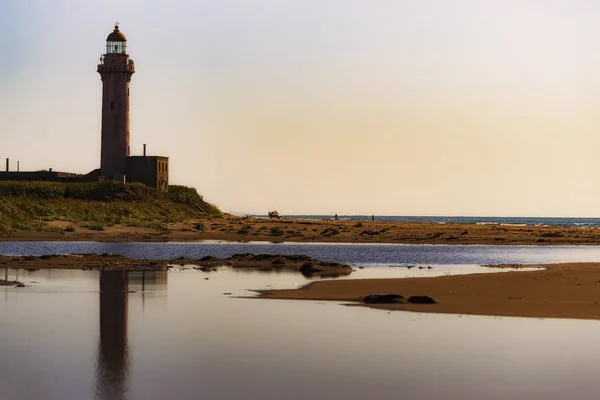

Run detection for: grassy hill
[[0, 181, 221, 233]]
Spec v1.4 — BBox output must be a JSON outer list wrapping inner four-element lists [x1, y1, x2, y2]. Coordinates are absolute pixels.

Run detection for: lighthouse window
[[106, 41, 127, 54], [110, 101, 114, 110]]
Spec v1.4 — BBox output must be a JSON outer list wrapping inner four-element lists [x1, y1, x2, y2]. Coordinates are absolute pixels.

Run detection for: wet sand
[[2, 216, 600, 245], [259, 263, 600, 320]]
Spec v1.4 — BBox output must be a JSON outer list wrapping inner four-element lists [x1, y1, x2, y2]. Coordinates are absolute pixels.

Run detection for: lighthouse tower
[[97, 25, 135, 179]]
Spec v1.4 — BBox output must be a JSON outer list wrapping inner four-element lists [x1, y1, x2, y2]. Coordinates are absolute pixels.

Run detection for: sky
[[2, 0, 600, 216]]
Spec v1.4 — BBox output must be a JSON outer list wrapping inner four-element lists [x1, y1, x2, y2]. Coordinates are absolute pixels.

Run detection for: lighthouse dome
[[107, 25, 127, 42]]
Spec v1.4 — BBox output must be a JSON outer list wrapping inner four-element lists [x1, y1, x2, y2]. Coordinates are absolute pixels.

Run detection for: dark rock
[[15, 283, 26, 288], [199, 256, 218, 262], [408, 295, 436, 304], [321, 228, 339, 236], [360, 229, 380, 236], [363, 294, 404, 304], [40, 255, 52, 260], [272, 260, 285, 266]]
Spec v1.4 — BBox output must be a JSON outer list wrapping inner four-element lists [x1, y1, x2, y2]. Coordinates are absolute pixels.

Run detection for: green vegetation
[[237, 224, 251, 235], [269, 226, 284, 237], [0, 181, 221, 232], [87, 223, 105, 231]]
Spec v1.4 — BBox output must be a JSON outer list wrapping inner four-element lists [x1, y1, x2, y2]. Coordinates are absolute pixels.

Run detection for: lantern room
[[106, 25, 127, 54]]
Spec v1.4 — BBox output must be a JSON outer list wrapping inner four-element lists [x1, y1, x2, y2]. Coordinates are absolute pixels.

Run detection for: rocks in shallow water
[[195, 254, 353, 277], [408, 295, 436, 304], [363, 294, 404, 304], [362, 293, 437, 305], [0, 280, 25, 287]]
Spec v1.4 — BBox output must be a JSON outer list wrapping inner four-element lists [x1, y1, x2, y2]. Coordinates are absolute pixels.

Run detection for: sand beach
[[259, 262, 600, 320], [3, 215, 600, 245]]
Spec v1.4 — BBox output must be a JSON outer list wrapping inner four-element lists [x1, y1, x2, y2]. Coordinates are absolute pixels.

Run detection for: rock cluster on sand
[[194, 254, 353, 277], [363, 294, 436, 304], [0, 253, 354, 276]]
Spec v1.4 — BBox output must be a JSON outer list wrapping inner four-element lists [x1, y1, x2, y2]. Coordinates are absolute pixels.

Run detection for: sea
[[257, 214, 600, 228]]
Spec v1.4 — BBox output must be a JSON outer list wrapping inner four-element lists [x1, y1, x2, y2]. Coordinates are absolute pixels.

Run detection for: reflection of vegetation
[[269, 227, 283, 236], [0, 181, 221, 231]]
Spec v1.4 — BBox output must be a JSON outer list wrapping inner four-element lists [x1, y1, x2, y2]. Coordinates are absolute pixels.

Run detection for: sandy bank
[[259, 263, 600, 320], [2, 216, 600, 245]]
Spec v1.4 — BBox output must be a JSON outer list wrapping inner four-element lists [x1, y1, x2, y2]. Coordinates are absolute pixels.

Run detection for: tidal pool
[[2, 265, 600, 400]]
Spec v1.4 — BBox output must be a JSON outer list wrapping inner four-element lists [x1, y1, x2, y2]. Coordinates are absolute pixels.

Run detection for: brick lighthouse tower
[[97, 25, 135, 179]]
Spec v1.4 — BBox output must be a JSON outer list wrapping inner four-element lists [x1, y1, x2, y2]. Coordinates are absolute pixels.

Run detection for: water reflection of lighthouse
[[95, 270, 168, 399], [96, 271, 129, 400]]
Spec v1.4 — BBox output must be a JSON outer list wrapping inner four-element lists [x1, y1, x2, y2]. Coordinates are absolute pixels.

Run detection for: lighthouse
[[97, 25, 135, 179]]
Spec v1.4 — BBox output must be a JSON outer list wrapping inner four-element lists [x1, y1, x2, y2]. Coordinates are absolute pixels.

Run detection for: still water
[[3, 241, 600, 265], [2, 242, 600, 399]]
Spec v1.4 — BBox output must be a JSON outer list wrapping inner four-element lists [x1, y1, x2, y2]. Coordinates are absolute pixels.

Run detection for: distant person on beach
[[372, 215, 375, 221], [335, 214, 338, 221]]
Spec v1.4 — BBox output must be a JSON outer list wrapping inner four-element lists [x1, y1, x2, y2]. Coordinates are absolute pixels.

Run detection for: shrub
[[152, 223, 170, 233], [64, 224, 75, 232], [88, 223, 105, 231], [193, 222, 205, 231], [237, 225, 251, 235], [269, 227, 283, 236], [354, 222, 364, 228]]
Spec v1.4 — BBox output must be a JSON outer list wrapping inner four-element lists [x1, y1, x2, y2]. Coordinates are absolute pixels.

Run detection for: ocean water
[[268, 215, 600, 228]]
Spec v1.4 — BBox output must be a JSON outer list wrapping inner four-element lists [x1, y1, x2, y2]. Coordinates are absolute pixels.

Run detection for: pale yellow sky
[[2, 0, 600, 216]]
